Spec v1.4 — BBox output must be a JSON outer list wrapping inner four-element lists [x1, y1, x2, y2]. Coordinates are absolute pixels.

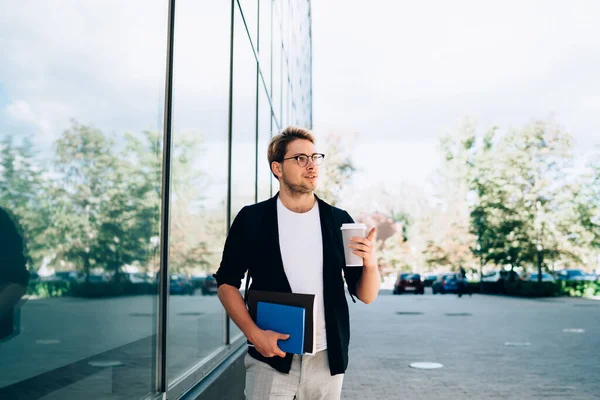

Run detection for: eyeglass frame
[[280, 153, 326, 167]]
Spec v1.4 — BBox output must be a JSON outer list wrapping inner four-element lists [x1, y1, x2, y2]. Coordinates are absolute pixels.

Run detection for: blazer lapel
[[316, 195, 342, 276]]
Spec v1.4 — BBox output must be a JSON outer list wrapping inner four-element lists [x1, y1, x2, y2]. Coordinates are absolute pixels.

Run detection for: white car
[[481, 270, 520, 282]]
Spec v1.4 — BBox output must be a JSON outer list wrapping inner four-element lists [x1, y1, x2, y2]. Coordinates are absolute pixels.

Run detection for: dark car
[[190, 274, 207, 289], [394, 273, 424, 295], [432, 274, 460, 294], [169, 274, 195, 295], [201, 275, 218, 295], [422, 273, 438, 287]]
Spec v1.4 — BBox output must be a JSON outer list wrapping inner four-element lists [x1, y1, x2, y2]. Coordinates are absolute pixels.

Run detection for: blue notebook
[[256, 301, 306, 355]]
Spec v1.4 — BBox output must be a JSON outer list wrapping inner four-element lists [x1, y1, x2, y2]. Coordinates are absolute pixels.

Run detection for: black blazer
[[213, 193, 363, 375]]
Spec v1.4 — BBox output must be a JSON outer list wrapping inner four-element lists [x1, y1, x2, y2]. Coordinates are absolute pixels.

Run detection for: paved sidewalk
[[341, 290, 600, 400]]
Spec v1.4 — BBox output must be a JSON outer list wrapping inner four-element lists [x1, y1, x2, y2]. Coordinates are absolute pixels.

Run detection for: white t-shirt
[[277, 197, 327, 352]]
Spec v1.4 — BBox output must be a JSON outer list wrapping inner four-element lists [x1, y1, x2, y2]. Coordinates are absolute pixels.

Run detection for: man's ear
[[271, 162, 282, 179]]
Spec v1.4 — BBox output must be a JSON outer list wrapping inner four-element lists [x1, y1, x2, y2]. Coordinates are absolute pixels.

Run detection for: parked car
[[190, 273, 208, 289], [556, 269, 597, 281], [394, 273, 424, 294], [432, 274, 460, 294], [29, 271, 40, 282], [201, 275, 218, 295], [524, 272, 555, 282], [422, 273, 438, 287], [46, 271, 84, 283], [121, 272, 152, 284], [169, 274, 195, 295], [481, 269, 520, 282], [87, 274, 109, 283], [392, 273, 408, 294], [111, 272, 153, 294]]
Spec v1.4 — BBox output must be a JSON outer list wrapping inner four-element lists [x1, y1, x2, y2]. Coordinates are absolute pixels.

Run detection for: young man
[[214, 126, 380, 399]]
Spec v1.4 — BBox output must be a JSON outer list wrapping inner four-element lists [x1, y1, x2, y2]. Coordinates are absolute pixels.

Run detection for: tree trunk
[[537, 251, 543, 283], [83, 255, 90, 283]]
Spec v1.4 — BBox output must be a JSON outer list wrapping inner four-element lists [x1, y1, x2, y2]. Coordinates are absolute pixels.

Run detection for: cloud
[[0, 1, 235, 142], [3, 99, 75, 139], [5, 100, 37, 124]]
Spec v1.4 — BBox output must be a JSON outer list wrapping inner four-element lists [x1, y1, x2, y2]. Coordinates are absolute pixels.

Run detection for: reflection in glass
[[238, 0, 258, 47], [271, 3, 283, 126], [0, 0, 313, 398], [0, 2, 167, 398], [229, 5, 260, 341], [231, 6, 258, 218], [166, 0, 230, 386], [258, 0, 273, 92], [257, 87, 272, 201]]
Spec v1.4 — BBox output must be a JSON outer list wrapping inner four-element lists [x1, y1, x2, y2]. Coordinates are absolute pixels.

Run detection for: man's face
[[277, 139, 320, 194]]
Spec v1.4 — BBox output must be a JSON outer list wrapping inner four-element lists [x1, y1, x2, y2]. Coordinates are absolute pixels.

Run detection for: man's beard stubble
[[281, 173, 315, 196]]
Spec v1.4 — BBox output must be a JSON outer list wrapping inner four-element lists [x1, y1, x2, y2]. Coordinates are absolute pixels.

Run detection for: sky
[[1, 1, 600, 211], [311, 0, 600, 208]]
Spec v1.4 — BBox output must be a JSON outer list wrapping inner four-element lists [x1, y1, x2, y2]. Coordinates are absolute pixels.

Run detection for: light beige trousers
[[244, 350, 344, 400]]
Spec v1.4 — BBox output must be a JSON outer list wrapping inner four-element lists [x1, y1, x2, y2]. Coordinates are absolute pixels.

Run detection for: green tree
[[469, 120, 584, 281], [47, 121, 120, 279], [423, 118, 479, 272], [315, 133, 357, 206], [0, 134, 54, 269]]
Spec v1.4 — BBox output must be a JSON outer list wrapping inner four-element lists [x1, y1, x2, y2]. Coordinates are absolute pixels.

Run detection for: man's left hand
[[349, 227, 377, 269]]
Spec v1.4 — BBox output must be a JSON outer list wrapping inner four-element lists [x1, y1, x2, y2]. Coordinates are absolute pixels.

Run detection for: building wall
[[0, 1, 311, 399]]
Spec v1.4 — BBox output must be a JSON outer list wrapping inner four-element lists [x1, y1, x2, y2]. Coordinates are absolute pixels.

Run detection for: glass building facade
[[0, 1, 312, 399]]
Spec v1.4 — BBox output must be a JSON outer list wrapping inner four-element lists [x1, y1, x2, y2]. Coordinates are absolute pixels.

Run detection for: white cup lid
[[340, 223, 366, 230]]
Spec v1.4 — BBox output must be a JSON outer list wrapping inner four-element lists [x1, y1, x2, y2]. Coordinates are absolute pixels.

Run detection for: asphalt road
[[1, 288, 599, 399], [342, 289, 600, 400]]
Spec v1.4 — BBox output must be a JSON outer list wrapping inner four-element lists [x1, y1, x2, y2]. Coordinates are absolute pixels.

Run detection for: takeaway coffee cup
[[340, 223, 367, 266]]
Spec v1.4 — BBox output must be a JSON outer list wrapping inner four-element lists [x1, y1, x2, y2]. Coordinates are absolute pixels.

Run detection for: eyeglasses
[[281, 153, 325, 167]]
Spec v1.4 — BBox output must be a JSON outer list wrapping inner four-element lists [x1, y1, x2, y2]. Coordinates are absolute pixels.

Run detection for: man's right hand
[[251, 329, 289, 358]]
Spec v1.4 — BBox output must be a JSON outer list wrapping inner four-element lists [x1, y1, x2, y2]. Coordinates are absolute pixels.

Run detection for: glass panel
[[271, 115, 282, 194], [282, 75, 289, 127], [257, 86, 273, 201], [271, 3, 282, 126], [238, 0, 258, 47], [231, 7, 258, 216], [258, 0, 272, 95], [166, 0, 230, 385], [0, 2, 167, 399], [229, 5, 259, 339]]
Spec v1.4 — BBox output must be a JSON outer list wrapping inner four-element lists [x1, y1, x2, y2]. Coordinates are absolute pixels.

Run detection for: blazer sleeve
[[213, 206, 249, 289], [341, 211, 363, 301]]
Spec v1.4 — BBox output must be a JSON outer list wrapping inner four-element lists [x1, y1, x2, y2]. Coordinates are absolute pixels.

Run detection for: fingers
[[276, 333, 289, 357], [349, 238, 373, 249], [352, 249, 368, 259], [349, 228, 376, 246], [260, 332, 288, 358], [367, 227, 377, 240], [349, 243, 371, 252], [276, 347, 286, 358], [260, 348, 286, 358]]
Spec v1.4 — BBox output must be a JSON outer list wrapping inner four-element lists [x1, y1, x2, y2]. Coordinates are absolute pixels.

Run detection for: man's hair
[[267, 126, 315, 178]]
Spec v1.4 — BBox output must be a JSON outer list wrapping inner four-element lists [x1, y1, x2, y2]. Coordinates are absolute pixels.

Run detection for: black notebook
[[247, 290, 316, 355]]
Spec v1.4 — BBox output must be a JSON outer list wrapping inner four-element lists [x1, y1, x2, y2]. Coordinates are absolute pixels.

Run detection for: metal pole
[[157, 0, 176, 392], [224, 0, 236, 346], [255, 0, 260, 204]]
